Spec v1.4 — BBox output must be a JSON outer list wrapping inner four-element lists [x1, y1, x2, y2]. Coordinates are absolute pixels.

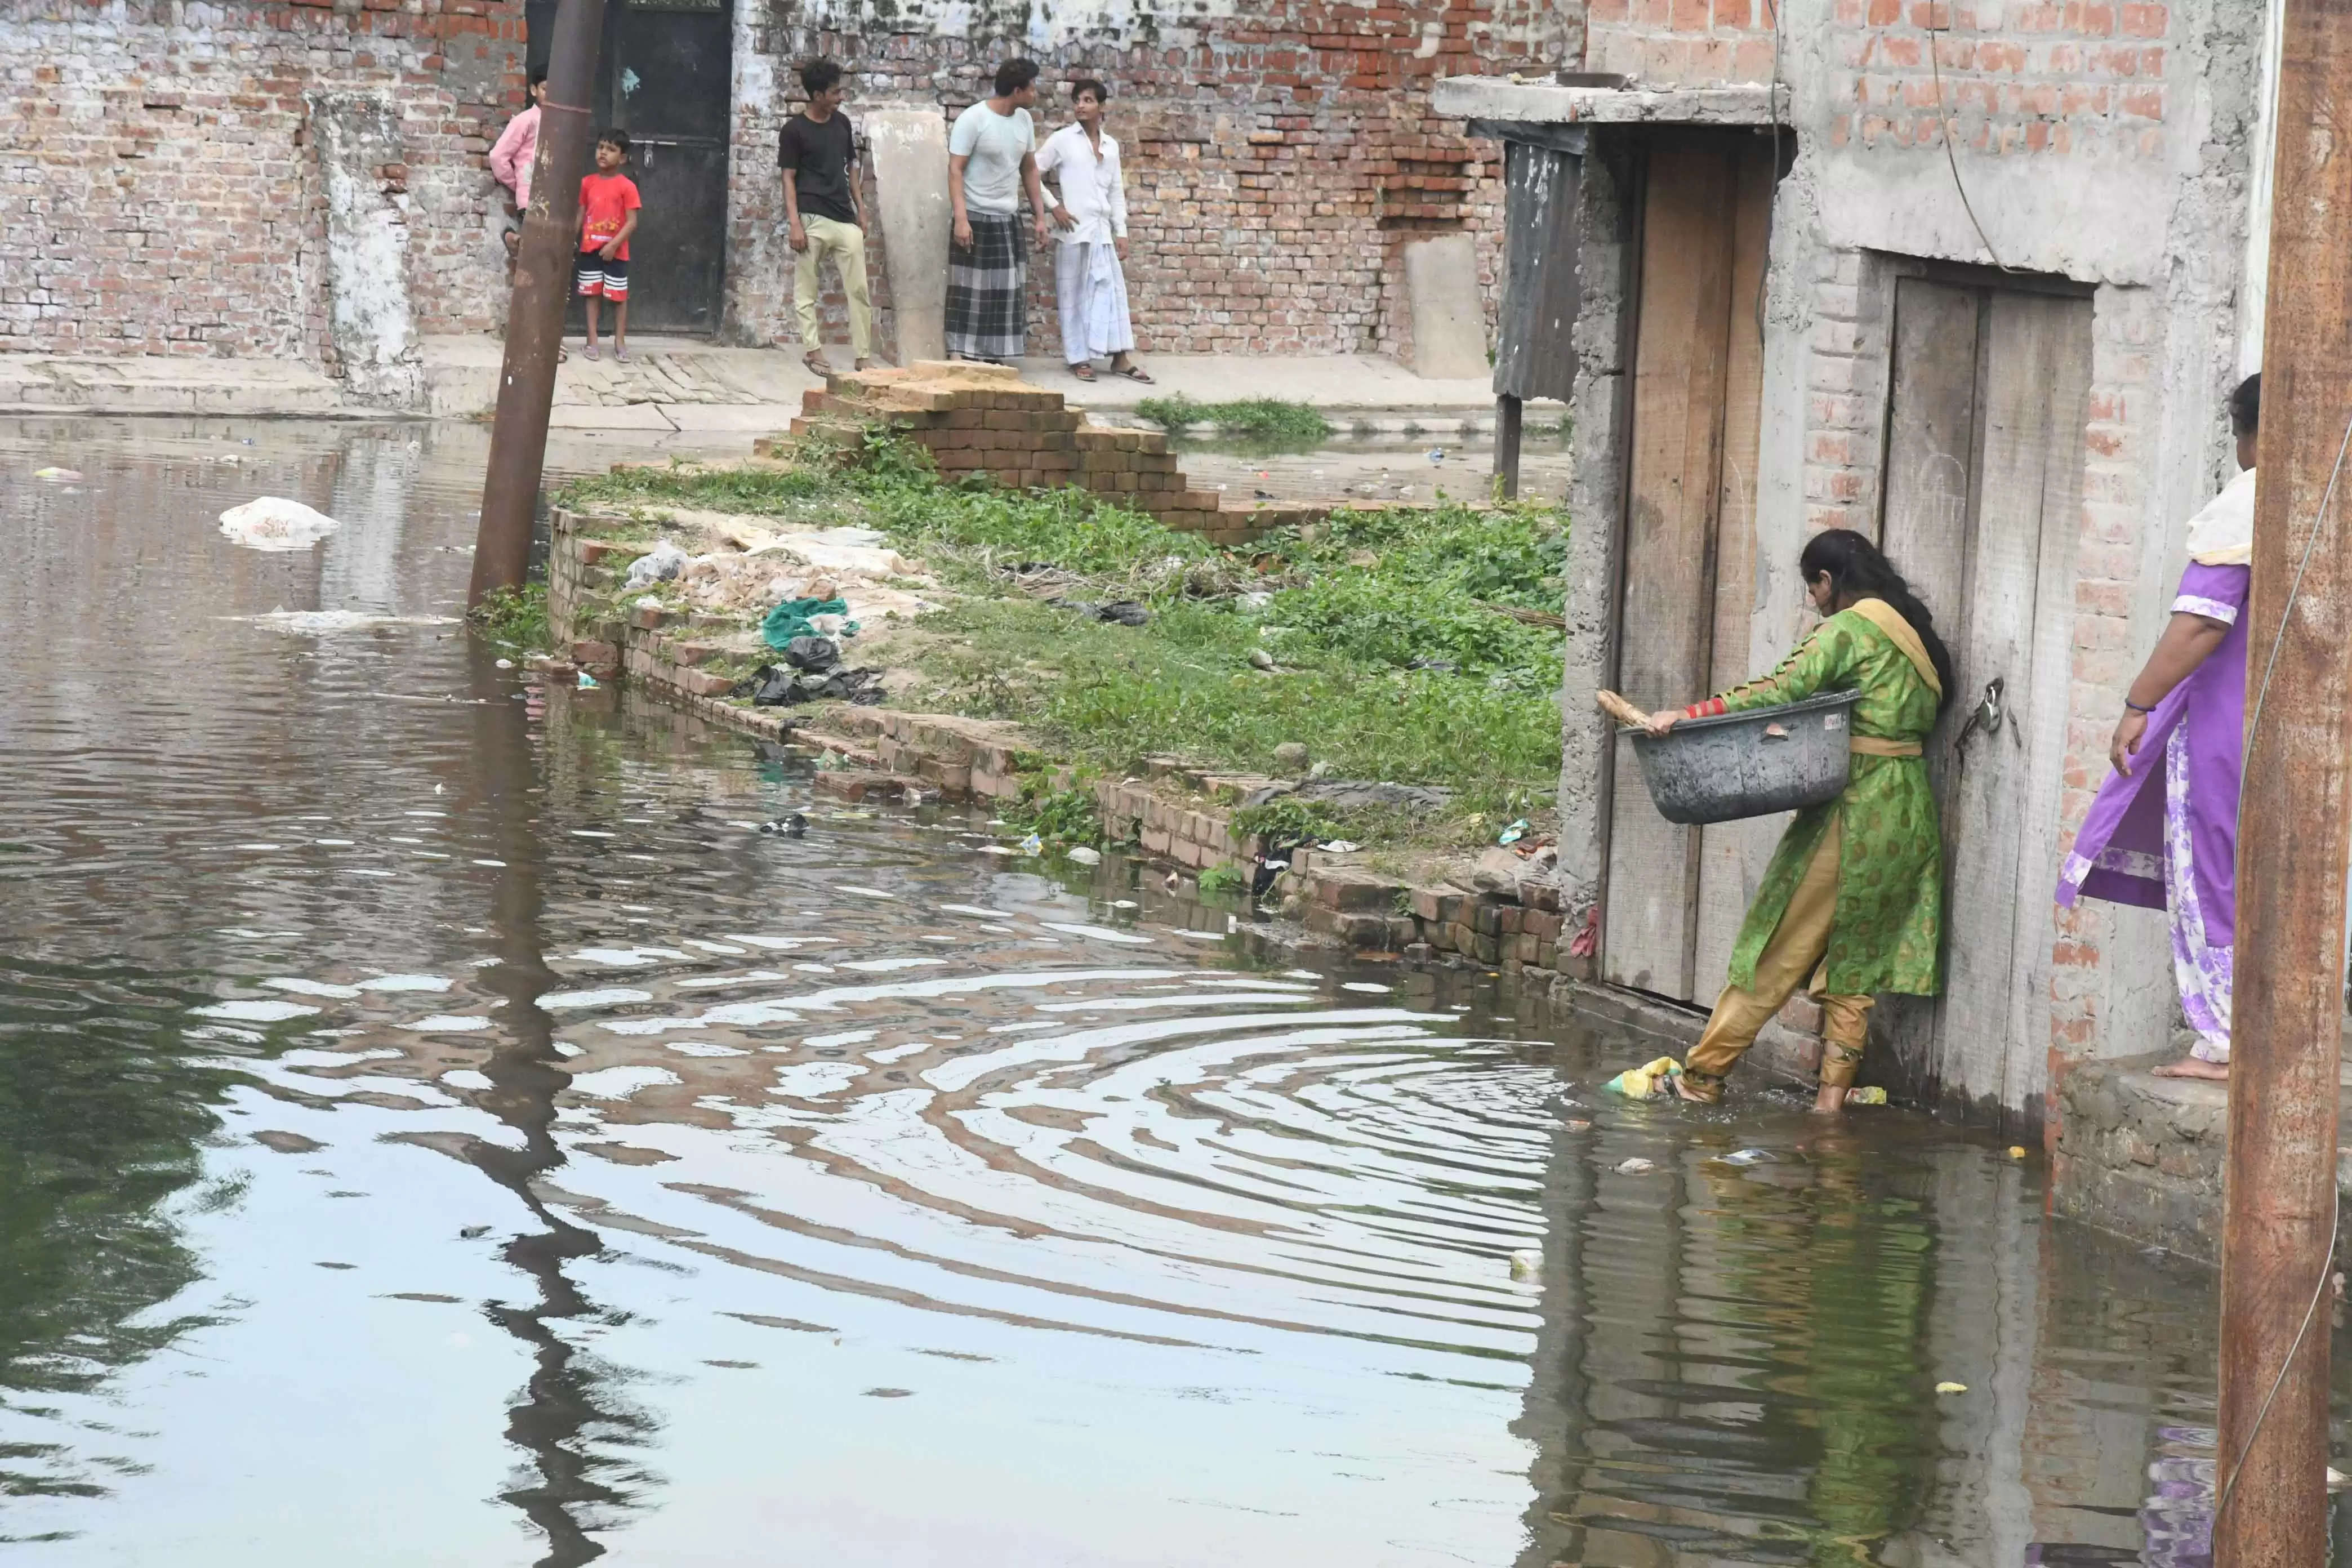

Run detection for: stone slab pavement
[[0, 337, 1537, 435]]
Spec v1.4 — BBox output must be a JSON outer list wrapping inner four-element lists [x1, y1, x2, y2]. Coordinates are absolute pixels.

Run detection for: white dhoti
[[1055, 240, 1135, 364]]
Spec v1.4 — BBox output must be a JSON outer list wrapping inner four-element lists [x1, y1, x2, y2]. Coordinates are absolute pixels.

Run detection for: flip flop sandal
[[614, 346, 630, 363], [804, 351, 830, 377], [1115, 364, 1155, 383], [1070, 363, 1097, 382], [582, 344, 600, 361]]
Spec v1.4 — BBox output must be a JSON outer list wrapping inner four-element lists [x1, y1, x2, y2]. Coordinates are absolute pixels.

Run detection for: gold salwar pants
[[1684, 818, 1872, 1095]]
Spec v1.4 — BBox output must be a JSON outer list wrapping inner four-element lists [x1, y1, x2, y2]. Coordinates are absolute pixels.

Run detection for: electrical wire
[[1755, 0, 1784, 347], [1925, 7, 2023, 273], [2212, 398, 2352, 1529]]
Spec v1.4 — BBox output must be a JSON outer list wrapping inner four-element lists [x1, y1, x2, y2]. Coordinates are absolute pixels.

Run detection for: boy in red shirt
[[577, 130, 642, 362]]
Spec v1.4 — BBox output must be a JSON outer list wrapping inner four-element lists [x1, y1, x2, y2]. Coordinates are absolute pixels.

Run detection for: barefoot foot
[[2152, 1057, 2230, 1081]]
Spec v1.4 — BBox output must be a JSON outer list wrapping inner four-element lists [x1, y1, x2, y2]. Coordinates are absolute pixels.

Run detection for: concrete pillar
[[1402, 232, 1490, 380], [308, 92, 423, 409], [864, 109, 951, 366]]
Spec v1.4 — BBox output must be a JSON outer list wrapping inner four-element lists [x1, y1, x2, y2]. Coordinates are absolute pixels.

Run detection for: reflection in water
[[1, 416, 2347, 1565], [0, 962, 224, 1524], [461, 645, 653, 1565]]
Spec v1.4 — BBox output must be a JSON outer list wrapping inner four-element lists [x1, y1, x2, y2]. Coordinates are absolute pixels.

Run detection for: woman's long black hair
[[1797, 528, 1958, 715]]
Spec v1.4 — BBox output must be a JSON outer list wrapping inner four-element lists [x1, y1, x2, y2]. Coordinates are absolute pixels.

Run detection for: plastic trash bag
[[624, 541, 688, 591], [219, 497, 340, 551], [780, 635, 840, 672], [1603, 1056, 1683, 1099], [763, 595, 850, 651]]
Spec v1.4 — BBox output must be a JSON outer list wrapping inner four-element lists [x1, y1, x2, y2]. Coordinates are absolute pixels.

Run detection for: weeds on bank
[[1196, 864, 1248, 897], [469, 583, 551, 652], [1134, 394, 1333, 447], [996, 785, 1104, 847], [550, 435, 1567, 836]]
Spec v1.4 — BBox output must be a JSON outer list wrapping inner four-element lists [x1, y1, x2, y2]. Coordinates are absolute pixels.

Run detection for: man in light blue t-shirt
[[945, 59, 1068, 362]]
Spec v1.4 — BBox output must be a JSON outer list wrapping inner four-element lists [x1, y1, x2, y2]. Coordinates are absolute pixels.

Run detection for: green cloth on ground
[[762, 596, 849, 651], [1713, 607, 1945, 997]]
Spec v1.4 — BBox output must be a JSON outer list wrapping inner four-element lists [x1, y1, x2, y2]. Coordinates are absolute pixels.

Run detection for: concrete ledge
[[2053, 1049, 2352, 1265], [1432, 77, 1785, 127]]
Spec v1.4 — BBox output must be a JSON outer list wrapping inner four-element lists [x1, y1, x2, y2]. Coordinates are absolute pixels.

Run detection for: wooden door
[[1601, 135, 1775, 1000], [1875, 279, 2091, 1116]]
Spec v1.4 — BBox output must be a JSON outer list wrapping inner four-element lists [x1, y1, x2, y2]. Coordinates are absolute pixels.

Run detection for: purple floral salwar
[[2057, 558, 2249, 1062]]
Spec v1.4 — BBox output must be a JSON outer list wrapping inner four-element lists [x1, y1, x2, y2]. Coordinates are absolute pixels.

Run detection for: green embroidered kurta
[[1713, 609, 1944, 996]]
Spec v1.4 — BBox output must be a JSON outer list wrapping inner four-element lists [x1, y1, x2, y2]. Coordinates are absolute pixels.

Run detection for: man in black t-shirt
[[778, 59, 879, 373]]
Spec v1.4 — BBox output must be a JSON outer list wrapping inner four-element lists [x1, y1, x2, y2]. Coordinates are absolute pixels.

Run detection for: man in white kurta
[[1036, 81, 1152, 384]]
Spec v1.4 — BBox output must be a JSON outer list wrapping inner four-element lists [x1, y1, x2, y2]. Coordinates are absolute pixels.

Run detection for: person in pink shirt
[[489, 69, 548, 260]]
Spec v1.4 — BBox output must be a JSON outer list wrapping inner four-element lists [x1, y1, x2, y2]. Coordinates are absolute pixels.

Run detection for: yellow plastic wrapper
[[1846, 1086, 1888, 1106], [1603, 1057, 1684, 1099]]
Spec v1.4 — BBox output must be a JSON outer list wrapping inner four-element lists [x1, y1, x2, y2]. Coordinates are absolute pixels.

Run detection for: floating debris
[[218, 496, 339, 551], [1604, 1057, 1683, 1100]]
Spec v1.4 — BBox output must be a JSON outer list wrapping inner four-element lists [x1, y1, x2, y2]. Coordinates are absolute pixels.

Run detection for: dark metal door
[[529, 0, 731, 336]]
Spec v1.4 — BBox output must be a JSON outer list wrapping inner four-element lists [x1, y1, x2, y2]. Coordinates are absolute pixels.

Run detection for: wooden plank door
[[1602, 139, 1739, 999], [1939, 293, 2092, 1114], [1874, 279, 1985, 1097], [1603, 135, 1774, 1001], [1688, 145, 1779, 999], [1875, 279, 2091, 1116]]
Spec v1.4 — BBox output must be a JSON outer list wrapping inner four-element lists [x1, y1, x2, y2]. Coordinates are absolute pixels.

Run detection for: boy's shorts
[[576, 253, 629, 300]]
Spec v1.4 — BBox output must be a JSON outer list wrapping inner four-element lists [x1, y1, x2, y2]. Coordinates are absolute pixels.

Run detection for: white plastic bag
[[219, 497, 340, 551], [624, 540, 689, 590]]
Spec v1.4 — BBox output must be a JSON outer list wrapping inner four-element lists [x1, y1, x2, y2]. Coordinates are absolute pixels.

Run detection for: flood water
[[1, 417, 2338, 1565]]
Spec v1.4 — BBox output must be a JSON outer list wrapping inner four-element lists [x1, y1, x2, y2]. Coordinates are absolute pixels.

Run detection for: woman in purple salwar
[[2057, 373, 2259, 1081]]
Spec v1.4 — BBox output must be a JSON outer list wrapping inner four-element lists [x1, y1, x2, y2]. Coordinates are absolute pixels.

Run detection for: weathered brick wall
[[1588, 0, 2175, 158], [729, 0, 1580, 358], [0, 0, 523, 362]]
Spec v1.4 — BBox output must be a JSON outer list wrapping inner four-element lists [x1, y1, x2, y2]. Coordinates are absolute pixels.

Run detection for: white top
[[948, 100, 1035, 216], [1035, 123, 1128, 245], [2185, 464, 2256, 566]]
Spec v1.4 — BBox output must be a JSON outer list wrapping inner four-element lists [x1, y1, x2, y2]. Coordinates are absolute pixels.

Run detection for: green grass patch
[[558, 461, 832, 518], [549, 431, 1566, 845], [997, 784, 1103, 847], [469, 583, 551, 652], [1230, 798, 1348, 846], [1135, 394, 1333, 447]]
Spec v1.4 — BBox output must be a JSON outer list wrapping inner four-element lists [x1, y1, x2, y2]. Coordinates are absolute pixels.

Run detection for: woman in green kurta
[[1643, 529, 1954, 1111]]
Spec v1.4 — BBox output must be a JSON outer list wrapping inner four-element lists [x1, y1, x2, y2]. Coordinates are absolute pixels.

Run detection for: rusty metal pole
[[2215, 0, 2352, 1556], [470, 0, 607, 608]]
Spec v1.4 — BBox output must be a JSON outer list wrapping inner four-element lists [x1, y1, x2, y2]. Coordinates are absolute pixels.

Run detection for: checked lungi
[[946, 212, 1027, 362]]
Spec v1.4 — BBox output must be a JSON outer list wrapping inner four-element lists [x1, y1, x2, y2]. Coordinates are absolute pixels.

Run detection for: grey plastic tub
[[1623, 689, 1864, 826]]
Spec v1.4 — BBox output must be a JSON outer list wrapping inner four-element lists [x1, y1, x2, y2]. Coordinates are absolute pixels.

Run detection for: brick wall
[[2045, 283, 2164, 1089], [0, 0, 523, 362], [1588, 0, 2172, 162], [730, 0, 1580, 358]]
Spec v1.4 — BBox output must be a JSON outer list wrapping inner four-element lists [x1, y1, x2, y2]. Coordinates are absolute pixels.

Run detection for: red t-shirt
[[580, 173, 642, 259]]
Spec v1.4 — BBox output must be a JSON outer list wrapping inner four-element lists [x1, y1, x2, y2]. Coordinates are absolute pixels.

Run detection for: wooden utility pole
[[471, 0, 607, 607], [2216, 0, 2352, 1556]]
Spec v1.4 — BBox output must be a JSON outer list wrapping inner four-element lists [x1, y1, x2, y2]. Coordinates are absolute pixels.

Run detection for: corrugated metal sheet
[[1493, 140, 1582, 403]]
